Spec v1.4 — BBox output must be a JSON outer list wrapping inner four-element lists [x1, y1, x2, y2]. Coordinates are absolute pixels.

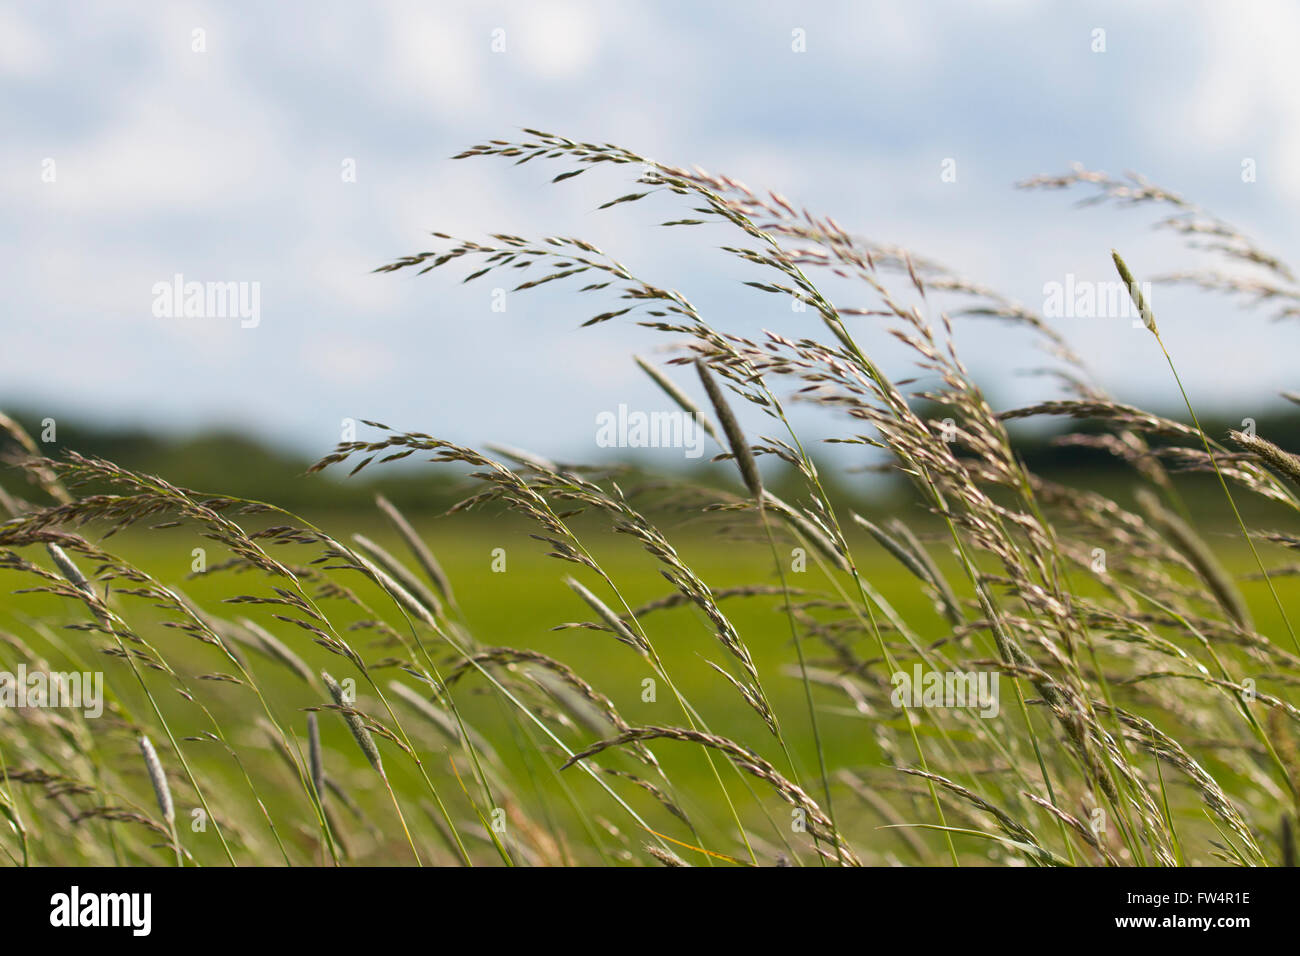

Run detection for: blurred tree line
[[2, 407, 1298, 523]]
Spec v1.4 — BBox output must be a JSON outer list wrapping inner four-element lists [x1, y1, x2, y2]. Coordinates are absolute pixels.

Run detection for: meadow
[[2, 133, 1298, 867], [0, 517, 947, 865]]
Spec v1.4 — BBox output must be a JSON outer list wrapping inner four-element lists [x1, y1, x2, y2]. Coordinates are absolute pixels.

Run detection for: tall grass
[[0, 136, 1297, 866]]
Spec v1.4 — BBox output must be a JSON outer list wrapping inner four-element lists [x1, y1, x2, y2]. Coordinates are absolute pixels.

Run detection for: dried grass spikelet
[[853, 513, 962, 623], [0, 411, 73, 504], [565, 576, 648, 653], [374, 493, 455, 604], [389, 680, 503, 766], [695, 358, 763, 500], [46, 542, 92, 594], [352, 532, 444, 619], [350, 547, 439, 631], [484, 442, 557, 473], [237, 617, 319, 689], [307, 713, 325, 805], [1135, 488, 1251, 630], [1111, 249, 1159, 335], [322, 671, 385, 776], [645, 844, 688, 867], [138, 735, 174, 826], [766, 492, 851, 573], [634, 354, 722, 444], [1229, 429, 1300, 488]]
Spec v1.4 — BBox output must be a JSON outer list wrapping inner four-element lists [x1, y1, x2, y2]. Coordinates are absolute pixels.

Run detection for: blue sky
[[4, 1, 1298, 465]]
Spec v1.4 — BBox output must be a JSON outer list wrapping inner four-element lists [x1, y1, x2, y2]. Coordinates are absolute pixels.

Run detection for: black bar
[[1, 865, 1276, 941]]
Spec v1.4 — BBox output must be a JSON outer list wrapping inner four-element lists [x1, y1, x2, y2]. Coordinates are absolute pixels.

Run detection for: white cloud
[[514, 1, 600, 79], [1180, 0, 1300, 197], [378, 0, 482, 116], [0, 5, 48, 76]]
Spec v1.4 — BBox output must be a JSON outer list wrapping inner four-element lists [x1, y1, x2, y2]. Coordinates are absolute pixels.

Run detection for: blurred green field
[[1, 503, 1293, 865], [0, 514, 920, 863]]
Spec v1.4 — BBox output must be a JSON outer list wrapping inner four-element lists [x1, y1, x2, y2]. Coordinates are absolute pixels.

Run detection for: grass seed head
[[138, 735, 174, 826], [307, 712, 325, 804], [322, 671, 385, 775], [1111, 249, 1159, 335], [694, 358, 763, 499]]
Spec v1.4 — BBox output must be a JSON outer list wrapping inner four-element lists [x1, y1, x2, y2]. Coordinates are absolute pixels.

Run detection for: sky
[[4, 0, 1299, 468]]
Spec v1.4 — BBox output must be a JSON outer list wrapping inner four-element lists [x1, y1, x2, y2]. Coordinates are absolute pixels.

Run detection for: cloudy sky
[[4, 1, 1298, 464]]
